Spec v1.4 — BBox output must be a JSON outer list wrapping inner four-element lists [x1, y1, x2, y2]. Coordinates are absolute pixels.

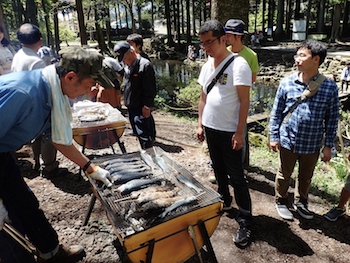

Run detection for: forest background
[[0, 0, 350, 55]]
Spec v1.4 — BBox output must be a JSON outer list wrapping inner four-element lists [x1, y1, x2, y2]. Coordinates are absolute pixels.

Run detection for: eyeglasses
[[200, 38, 219, 48], [294, 53, 309, 60]]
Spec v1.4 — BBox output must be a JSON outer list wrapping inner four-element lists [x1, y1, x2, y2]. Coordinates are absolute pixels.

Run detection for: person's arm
[[232, 85, 250, 150], [196, 90, 206, 142], [323, 83, 340, 162], [269, 83, 286, 151], [141, 62, 157, 117]]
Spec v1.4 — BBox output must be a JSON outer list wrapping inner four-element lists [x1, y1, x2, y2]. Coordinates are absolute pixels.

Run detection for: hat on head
[[114, 42, 131, 62], [58, 47, 114, 89], [17, 23, 42, 45], [224, 19, 248, 35]]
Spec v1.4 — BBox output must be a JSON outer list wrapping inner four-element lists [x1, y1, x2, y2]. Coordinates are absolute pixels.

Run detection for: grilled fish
[[117, 178, 163, 194], [159, 195, 197, 218], [111, 171, 152, 184], [105, 161, 145, 170], [103, 157, 140, 166], [135, 189, 178, 204], [176, 173, 202, 194], [109, 166, 149, 175], [141, 195, 187, 211], [154, 155, 168, 172], [140, 150, 155, 169]]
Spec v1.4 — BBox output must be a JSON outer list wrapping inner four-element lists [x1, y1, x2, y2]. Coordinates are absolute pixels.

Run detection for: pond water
[[151, 59, 278, 115]]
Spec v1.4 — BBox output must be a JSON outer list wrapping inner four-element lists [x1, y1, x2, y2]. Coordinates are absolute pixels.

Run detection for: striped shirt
[[269, 72, 339, 154]]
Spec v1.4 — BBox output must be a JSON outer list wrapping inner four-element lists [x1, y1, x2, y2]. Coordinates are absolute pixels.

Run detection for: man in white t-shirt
[[196, 20, 253, 248]]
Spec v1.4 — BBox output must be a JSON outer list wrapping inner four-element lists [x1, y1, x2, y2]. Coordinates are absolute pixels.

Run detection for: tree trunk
[[94, 3, 107, 53], [76, 0, 87, 46], [12, 0, 24, 27], [286, 0, 292, 38], [186, 0, 191, 44], [165, 0, 174, 46], [25, 0, 39, 26], [192, 0, 196, 35], [53, 0, 60, 52], [41, 0, 53, 47], [316, 0, 326, 32], [330, 3, 341, 42], [275, 0, 284, 40], [262, 0, 266, 34], [176, 0, 180, 44], [267, 0, 275, 37], [342, 0, 350, 38], [211, 0, 249, 29]]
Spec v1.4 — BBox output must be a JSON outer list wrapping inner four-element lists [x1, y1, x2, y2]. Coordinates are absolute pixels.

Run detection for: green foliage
[[59, 24, 78, 44], [175, 78, 201, 108]]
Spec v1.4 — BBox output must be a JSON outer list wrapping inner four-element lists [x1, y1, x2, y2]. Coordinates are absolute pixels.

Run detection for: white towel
[[42, 65, 73, 145]]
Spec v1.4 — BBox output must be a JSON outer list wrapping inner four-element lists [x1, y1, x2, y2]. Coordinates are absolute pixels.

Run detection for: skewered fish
[[111, 171, 152, 184], [117, 178, 163, 194], [135, 189, 178, 204], [159, 195, 197, 218], [110, 166, 149, 175], [105, 161, 145, 170], [103, 157, 140, 166], [154, 154, 168, 173], [176, 173, 203, 194], [140, 150, 155, 169], [141, 195, 188, 211]]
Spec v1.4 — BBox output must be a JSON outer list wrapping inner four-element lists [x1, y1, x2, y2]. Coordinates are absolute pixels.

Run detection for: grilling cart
[[87, 147, 223, 263]]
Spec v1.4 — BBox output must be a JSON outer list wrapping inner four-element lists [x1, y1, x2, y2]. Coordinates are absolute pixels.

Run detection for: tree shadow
[[49, 172, 91, 196], [296, 213, 350, 245], [252, 215, 314, 257], [154, 141, 184, 153]]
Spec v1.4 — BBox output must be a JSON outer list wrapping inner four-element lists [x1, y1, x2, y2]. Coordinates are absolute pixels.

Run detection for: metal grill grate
[[91, 147, 221, 238]]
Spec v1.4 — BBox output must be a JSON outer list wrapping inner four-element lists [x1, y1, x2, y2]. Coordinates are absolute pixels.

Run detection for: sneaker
[[223, 202, 232, 211], [275, 203, 293, 220], [42, 167, 68, 179], [293, 202, 314, 219], [39, 245, 85, 263], [233, 222, 251, 247], [324, 206, 346, 221]]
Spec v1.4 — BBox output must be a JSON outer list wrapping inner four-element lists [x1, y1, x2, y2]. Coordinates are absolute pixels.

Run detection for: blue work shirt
[[0, 69, 52, 152], [269, 72, 339, 154]]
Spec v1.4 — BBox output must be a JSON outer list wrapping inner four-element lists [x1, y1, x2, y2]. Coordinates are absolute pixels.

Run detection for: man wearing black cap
[[12, 23, 65, 178], [114, 41, 156, 149], [0, 46, 114, 263]]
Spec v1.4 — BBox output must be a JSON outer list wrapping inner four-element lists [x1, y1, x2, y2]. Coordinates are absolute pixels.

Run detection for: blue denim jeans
[[204, 127, 252, 222], [0, 152, 59, 262]]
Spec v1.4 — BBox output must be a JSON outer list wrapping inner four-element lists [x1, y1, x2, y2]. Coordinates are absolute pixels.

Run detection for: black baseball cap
[[114, 42, 131, 62]]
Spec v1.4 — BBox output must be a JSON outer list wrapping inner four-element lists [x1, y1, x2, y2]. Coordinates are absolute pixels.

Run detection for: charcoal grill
[[71, 103, 127, 154], [85, 147, 223, 263]]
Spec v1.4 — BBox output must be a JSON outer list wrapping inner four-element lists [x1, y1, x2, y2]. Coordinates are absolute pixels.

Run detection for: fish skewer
[[115, 185, 172, 202], [103, 157, 140, 166], [117, 178, 163, 195], [105, 162, 145, 170], [159, 195, 197, 218], [176, 173, 203, 194], [109, 166, 149, 175], [140, 150, 156, 169], [111, 171, 152, 184]]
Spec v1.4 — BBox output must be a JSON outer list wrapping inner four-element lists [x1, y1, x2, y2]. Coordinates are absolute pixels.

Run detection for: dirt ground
[[14, 110, 350, 263]]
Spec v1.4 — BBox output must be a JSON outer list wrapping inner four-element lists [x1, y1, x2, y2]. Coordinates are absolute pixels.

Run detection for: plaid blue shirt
[[269, 72, 339, 154]]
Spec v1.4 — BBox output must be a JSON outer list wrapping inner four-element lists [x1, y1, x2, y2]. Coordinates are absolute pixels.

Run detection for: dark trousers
[[205, 127, 252, 222], [0, 153, 59, 262], [341, 80, 349, 92], [32, 134, 58, 172], [128, 108, 156, 149]]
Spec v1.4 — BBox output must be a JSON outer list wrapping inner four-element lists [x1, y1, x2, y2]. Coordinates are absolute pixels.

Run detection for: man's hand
[[142, 106, 151, 118], [86, 167, 113, 187], [196, 126, 205, 142], [0, 198, 10, 230], [321, 146, 332, 162], [270, 141, 280, 152], [232, 132, 244, 150]]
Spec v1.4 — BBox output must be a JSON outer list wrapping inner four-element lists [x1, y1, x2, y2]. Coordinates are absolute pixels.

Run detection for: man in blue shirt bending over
[[269, 40, 339, 221], [0, 47, 114, 263]]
